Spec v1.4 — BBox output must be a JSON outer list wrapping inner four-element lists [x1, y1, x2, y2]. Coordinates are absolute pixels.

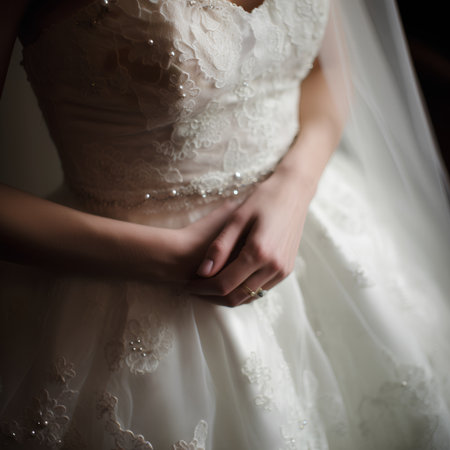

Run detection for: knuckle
[[209, 239, 226, 257], [280, 263, 293, 279], [245, 241, 269, 264], [268, 258, 283, 273], [267, 259, 283, 273]]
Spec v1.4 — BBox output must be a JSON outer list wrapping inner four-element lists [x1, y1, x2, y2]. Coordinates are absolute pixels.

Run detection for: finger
[[196, 212, 253, 278], [193, 199, 238, 240], [191, 227, 269, 295], [233, 268, 277, 306], [191, 265, 276, 307], [189, 256, 256, 296]]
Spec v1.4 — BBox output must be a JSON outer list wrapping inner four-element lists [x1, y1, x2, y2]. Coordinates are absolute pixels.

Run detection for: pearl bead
[[171, 189, 177, 196], [145, 193, 151, 200], [234, 171, 241, 179], [148, 39, 154, 46], [169, 51, 176, 57], [233, 189, 239, 196]]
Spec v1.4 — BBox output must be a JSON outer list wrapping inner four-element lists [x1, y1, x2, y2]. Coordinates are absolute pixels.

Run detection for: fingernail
[[197, 258, 213, 277]]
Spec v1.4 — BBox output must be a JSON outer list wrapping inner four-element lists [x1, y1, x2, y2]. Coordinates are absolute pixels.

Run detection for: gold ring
[[242, 284, 258, 298], [242, 285, 267, 299]]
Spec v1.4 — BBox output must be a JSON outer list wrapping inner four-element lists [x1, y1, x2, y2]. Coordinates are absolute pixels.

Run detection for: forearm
[[277, 60, 345, 197], [0, 183, 175, 278]]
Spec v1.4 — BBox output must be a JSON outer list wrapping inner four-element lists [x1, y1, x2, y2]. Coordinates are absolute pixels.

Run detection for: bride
[[1, 0, 450, 448]]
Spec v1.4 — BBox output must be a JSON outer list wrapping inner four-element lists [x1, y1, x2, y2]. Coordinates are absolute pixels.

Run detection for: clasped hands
[[181, 168, 311, 307]]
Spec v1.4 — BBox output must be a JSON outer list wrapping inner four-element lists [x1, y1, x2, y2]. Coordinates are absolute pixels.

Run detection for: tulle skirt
[[1, 151, 450, 449]]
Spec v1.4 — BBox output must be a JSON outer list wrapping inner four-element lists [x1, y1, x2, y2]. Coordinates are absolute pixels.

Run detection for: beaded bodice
[[23, 0, 329, 214]]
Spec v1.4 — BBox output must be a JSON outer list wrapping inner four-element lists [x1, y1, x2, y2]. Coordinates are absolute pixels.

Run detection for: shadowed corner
[[397, 0, 450, 172]]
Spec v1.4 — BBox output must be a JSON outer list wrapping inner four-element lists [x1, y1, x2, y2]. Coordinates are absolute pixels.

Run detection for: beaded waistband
[[68, 168, 274, 213]]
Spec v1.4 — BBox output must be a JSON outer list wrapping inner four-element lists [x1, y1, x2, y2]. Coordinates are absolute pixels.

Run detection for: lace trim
[[0, 357, 77, 449], [97, 392, 208, 450]]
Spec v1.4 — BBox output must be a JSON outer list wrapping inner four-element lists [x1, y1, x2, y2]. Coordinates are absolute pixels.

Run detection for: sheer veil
[[320, 0, 450, 293]]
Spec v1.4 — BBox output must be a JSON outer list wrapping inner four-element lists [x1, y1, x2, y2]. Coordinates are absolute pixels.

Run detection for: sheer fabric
[[1, 0, 450, 449]]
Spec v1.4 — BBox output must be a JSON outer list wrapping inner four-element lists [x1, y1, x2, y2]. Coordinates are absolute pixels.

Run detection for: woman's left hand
[[186, 164, 315, 307]]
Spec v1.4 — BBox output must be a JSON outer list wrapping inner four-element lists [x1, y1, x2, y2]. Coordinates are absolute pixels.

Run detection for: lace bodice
[[23, 0, 329, 214]]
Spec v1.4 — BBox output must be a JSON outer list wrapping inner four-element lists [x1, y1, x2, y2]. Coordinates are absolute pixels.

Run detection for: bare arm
[[0, 2, 234, 281], [0, 184, 235, 281], [189, 59, 345, 305]]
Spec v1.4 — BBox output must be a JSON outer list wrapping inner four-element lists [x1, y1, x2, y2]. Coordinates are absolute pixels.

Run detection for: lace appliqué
[[182, 0, 244, 88], [241, 353, 321, 450], [358, 365, 440, 448], [22, 0, 330, 215], [172, 420, 208, 450], [172, 102, 229, 157], [0, 357, 77, 449], [105, 314, 174, 375], [242, 352, 274, 411], [97, 392, 208, 450]]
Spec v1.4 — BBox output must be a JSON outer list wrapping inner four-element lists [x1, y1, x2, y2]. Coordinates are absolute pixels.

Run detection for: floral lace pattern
[[0, 357, 77, 449], [241, 352, 327, 450], [23, 0, 329, 215], [97, 392, 208, 450], [105, 314, 174, 375], [358, 365, 441, 448]]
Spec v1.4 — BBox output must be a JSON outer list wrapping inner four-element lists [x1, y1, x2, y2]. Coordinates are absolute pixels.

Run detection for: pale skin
[[0, 0, 344, 307]]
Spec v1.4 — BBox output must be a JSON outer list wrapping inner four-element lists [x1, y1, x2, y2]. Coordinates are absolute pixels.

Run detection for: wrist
[[274, 156, 319, 201], [108, 219, 181, 280]]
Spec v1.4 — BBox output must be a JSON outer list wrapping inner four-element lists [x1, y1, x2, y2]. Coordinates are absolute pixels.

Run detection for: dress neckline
[[23, 0, 271, 51], [223, 0, 268, 15]]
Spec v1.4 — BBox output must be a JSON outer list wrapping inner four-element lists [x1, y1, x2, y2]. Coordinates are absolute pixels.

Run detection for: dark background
[[397, 0, 449, 171]]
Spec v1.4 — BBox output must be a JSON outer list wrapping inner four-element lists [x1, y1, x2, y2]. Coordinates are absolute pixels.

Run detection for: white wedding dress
[[1, 0, 450, 449]]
